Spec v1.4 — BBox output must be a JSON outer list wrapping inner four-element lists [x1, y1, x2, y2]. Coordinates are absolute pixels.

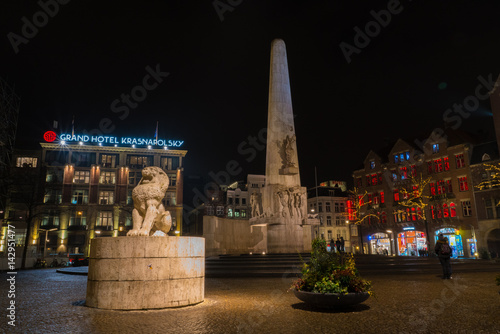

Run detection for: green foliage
[[291, 238, 372, 295]]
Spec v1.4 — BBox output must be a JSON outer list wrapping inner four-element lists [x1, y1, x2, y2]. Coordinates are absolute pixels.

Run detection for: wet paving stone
[[1, 268, 499, 333]]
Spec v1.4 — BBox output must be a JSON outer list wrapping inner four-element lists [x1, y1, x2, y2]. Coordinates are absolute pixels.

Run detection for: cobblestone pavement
[[1, 268, 499, 334]]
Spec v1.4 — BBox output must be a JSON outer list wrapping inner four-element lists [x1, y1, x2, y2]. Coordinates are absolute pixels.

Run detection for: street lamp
[[38, 227, 58, 260]]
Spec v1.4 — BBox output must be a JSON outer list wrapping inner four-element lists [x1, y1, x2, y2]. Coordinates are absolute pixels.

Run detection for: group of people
[[330, 237, 345, 252]]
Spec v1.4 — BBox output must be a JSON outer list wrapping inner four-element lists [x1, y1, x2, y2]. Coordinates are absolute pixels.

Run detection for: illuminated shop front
[[397, 228, 427, 256], [369, 233, 392, 255], [435, 228, 464, 258]]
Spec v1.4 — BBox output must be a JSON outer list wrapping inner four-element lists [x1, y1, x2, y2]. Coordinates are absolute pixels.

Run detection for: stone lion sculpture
[[127, 166, 172, 236]]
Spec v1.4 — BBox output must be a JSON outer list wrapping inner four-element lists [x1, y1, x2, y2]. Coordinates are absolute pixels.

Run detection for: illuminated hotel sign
[[402, 227, 415, 231], [44, 131, 184, 147]]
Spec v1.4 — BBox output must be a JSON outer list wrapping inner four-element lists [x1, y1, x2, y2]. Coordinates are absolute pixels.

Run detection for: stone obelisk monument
[[257, 39, 312, 253]]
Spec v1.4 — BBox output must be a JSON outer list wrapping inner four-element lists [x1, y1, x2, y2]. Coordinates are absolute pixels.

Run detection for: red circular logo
[[44, 131, 57, 142]]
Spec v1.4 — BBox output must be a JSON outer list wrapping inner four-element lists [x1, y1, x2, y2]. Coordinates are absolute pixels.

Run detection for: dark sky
[[1, 0, 499, 191]]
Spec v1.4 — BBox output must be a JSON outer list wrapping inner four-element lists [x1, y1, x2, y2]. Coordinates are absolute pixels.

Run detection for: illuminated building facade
[[352, 130, 478, 257], [1, 135, 187, 261], [306, 181, 353, 252]]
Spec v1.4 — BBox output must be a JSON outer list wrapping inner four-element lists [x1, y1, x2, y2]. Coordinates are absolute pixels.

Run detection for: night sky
[[1, 0, 499, 192]]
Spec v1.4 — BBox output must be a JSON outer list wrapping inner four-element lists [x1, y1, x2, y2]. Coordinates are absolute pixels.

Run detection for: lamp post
[[38, 228, 57, 260], [346, 220, 351, 253]]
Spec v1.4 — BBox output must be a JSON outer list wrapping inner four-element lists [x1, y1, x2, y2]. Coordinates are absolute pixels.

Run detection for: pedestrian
[[330, 238, 335, 253], [340, 236, 345, 252], [336, 237, 341, 253], [435, 233, 453, 279]]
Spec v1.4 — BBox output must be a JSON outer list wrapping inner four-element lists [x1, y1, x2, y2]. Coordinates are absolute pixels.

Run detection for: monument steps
[[205, 253, 310, 278]]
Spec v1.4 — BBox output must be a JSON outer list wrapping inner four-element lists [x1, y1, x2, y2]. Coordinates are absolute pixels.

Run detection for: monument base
[[280, 167, 299, 175], [86, 236, 204, 310]]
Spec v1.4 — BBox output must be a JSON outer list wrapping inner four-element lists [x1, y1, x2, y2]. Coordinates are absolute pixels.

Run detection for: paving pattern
[[1, 263, 499, 333]]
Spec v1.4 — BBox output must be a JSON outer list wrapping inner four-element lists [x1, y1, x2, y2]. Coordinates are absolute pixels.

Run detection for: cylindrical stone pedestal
[[86, 236, 204, 310]]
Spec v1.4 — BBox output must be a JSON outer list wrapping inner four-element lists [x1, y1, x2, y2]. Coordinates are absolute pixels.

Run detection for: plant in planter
[[290, 239, 372, 307]]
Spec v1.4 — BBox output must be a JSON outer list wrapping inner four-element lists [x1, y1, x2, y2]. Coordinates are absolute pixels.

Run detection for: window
[[216, 206, 224, 216], [400, 167, 408, 180], [71, 190, 88, 204], [318, 202, 323, 213], [227, 208, 233, 217], [327, 216, 332, 226], [327, 230, 333, 240], [99, 191, 114, 205], [235, 198, 240, 205], [393, 189, 399, 202], [334, 203, 339, 213], [450, 203, 456, 218], [339, 203, 345, 212], [241, 209, 247, 218], [380, 191, 385, 203], [100, 172, 116, 184], [443, 203, 449, 218], [73, 171, 90, 184], [446, 179, 452, 193], [242, 198, 246, 205], [372, 192, 379, 205], [97, 211, 113, 227], [430, 205, 435, 219], [71, 152, 95, 167], [444, 157, 450, 171], [371, 174, 378, 185], [434, 159, 443, 173], [411, 165, 417, 177], [366, 175, 371, 186], [46, 168, 63, 183], [16, 157, 37, 168], [356, 177, 362, 187], [391, 169, 397, 182], [427, 161, 433, 174], [326, 202, 331, 212], [455, 154, 465, 168], [206, 206, 214, 216], [69, 211, 86, 226], [485, 198, 494, 219], [370, 160, 375, 169], [461, 200, 472, 217], [127, 190, 133, 205], [437, 180, 445, 195], [160, 157, 180, 170], [129, 172, 142, 185], [432, 144, 439, 153], [235, 209, 240, 218], [458, 176, 469, 191], [41, 211, 60, 227], [44, 189, 62, 204], [335, 216, 345, 226], [165, 193, 176, 206], [101, 154, 117, 168], [378, 173, 383, 184], [127, 155, 153, 168], [381, 212, 387, 224], [394, 154, 399, 163]]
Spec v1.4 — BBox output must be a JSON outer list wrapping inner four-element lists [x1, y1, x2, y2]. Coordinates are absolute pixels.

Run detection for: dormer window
[[370, 160, 375, 169], [432, 144, 439, 154]]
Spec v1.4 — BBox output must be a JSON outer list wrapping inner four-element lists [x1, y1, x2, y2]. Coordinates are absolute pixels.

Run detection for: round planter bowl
[[293, 290, 370, 308]]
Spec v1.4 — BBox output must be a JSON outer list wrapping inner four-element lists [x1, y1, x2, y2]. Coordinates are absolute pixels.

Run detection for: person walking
[[340, 236, 345, 252], [335, 237, 341, 253], [330, 238, 335, 253], [435, 233, 453, 279]]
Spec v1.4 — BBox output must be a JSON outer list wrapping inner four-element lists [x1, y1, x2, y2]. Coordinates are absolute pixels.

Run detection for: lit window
[[446, 179, 452, 193], [370, 161, 375, 169], [71, 190, 88, 204], [99, 172, 116, 184], [443, 203, 449, 218], [16, 157, 37, 168], [97, 211, 113, 227], [455, 154, 465, 168], [380, 191, 385, 203], [430, 182, 436, 196], [432, 144, 439, 153], [69, 211, 86, 226], [393, 189, 399, 202], [444, 157, 450, 171], [411, 165, 416, 177], [400, 167, 408, 180], [434, 159, 443, 173], [391, 170, 397, 182], [73, 170, 90, 184], [458, 176, 469, 192], [450, 203, 456, 218], [326, 202, 331, 212], [99, 191, 114, 205]]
